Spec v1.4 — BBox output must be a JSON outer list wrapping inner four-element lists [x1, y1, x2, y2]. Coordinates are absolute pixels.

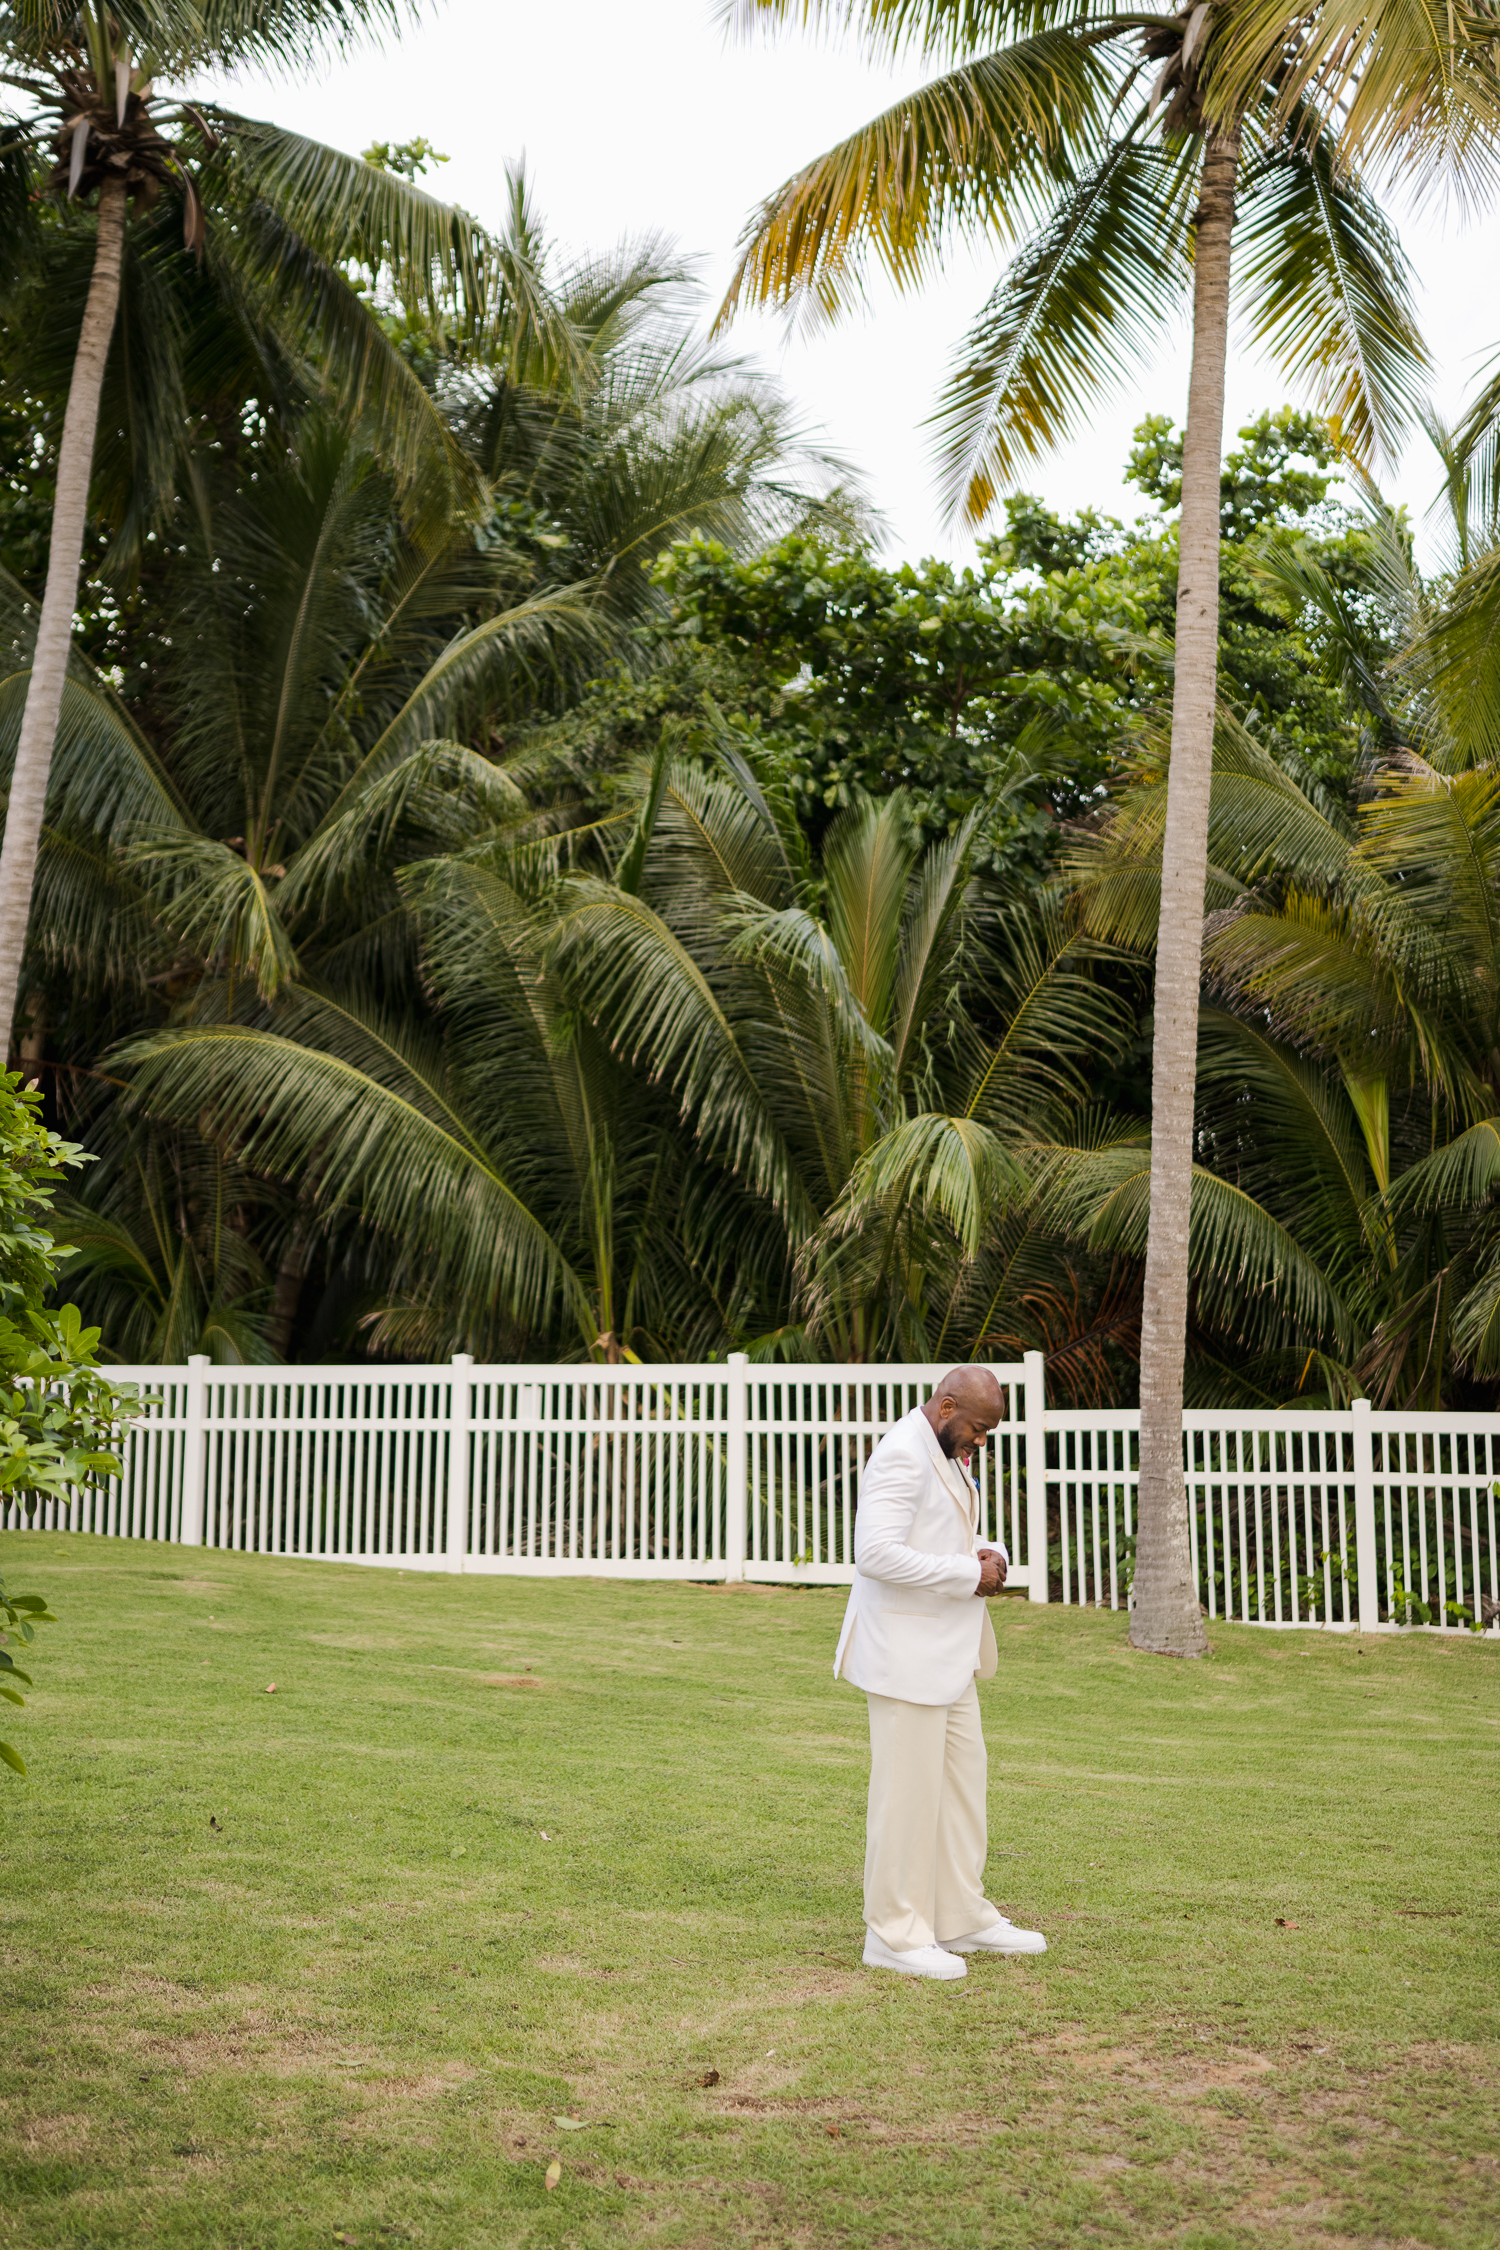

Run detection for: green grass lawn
[[2, 1535, 1497, 2250]]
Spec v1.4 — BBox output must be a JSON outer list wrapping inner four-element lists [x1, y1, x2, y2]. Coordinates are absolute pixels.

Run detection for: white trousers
[[863, 1680, 1001, 1953]]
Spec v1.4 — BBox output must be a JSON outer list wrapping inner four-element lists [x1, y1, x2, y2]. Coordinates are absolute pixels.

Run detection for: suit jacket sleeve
[[854, 1440, 982, 1599]]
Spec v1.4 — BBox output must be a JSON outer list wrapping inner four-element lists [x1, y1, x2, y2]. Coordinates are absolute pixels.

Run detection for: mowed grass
[[1, 1538, 1497, 2250]]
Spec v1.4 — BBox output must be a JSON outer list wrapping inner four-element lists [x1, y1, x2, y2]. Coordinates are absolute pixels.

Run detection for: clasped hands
[[974, 1545, 1008, 1597]]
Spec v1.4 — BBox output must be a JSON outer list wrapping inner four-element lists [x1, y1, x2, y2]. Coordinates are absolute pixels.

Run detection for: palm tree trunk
[[267, 1221, 310, 1360], [1131, 127, 1241, 1659], [0, 176, 127, 1051]]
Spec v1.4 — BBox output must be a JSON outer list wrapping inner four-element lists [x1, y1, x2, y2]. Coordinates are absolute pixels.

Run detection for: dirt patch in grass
[[10, 2115, 93, 2156], [124, 2020, 343, 2077]]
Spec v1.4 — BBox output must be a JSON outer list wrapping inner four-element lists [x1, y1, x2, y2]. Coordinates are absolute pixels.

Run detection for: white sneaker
[[942, 1918, 1047, 1956], [862, 1931, 967, 1980]]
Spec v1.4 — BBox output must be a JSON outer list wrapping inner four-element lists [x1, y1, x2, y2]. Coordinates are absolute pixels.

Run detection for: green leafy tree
[[554, 409, 1378, 890], [648, 532, 1138, 879], [0, 1071, 126, 1504]]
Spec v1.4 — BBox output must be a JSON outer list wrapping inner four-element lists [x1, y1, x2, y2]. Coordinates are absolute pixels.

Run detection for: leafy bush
[[0, 1074, 130, 1512], [0, 1572, 56, 1774], [0, 1070, 134, 1775]]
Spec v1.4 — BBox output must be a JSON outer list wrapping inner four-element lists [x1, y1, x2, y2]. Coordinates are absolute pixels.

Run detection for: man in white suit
[[834, 1366, 1047, 1981]]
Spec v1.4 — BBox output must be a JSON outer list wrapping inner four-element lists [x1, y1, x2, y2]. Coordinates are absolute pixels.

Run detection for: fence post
[[447, 1355, 473, 1573], [1351, 1396, 1378, 1632], [1023, 1349, 1049, 1604], [180, 1354, 209, 1547], [724, 1352, 749, 1582]]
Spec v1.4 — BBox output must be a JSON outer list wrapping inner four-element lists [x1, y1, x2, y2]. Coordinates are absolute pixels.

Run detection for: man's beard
[[937, 1424, 963, 1459]]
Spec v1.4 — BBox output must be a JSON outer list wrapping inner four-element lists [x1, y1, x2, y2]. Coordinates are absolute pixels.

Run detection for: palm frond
[[1409, 547, 1500, 765], [279, 739, 526, 924], [724, 900, 894, 1069], [716, 36, 1106, 333], [1035, 1128, 1351, 1350], [928, 132, 1197, 524], [1069, 705, 1360, 953], [961, 900, 1136, 1135], [1196, 1006, 1388, 1272], [201, 155, 480, 516], [888, 805, 981, 1084], [204, 110, 483, 318], [126, 834, 299, 997], [821, 793, 919, 1029], [840, 1109, 1027, 1256], [1235, 127, 1427, 467], [116, 999, 595, 1347], [547, 874, 813, 1231], [718, 0, 1072, 66], [1387, 1114, 1500, 1216], [307, 585, 609, 839], [1356, 755, 1500, 980], [1218, 0, 1500, 193]]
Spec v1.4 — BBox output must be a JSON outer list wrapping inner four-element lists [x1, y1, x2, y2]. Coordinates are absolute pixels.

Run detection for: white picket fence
[[8, 1353, 1499, 1634]]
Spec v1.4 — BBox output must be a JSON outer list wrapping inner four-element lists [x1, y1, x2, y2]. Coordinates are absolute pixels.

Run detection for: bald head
[[922, 1365, 1003, 1463]]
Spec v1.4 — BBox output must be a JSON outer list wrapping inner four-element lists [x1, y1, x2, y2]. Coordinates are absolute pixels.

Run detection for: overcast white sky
[[214, 0, 1500, 566]]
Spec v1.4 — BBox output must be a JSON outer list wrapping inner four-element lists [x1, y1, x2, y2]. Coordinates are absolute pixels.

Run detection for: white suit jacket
[[832, 1406, 1006, 1706]]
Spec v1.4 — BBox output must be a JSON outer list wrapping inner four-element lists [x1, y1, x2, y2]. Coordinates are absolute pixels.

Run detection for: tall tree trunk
[[268, 1222, 310, 1361], [0, 176, 127, 1051], [1130, 127, 1240, 1659]]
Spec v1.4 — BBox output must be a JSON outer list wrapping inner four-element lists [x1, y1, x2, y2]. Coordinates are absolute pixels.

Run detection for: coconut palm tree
[[530, 737, 1132, 1358], [714, 0, 1480, 1653], [14, 212, 859, 1360], [113, 855, 786, 1365], [438, 166, 866, 630], [105, 731, 1128, 1362], [2, 410, 599, 1357], [0, 0, 487, 1057], [1058, 470, 1500, 1411], [4, 413, 596, 1021]]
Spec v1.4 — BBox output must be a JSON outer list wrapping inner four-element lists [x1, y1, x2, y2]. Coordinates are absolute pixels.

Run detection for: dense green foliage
[[555, 409, 1377, 892], [12, 344, 1497, 1406], [7, 65, 1500, 1409]]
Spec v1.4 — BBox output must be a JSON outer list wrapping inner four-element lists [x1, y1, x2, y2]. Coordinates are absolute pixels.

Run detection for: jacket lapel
[[915, 1410, 979, 1538]]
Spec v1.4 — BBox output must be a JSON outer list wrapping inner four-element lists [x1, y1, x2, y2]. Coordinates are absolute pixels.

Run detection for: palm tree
[[15, 213, 856, 1361], [714, 0, 1471, 1654], [104, 733, 1126, 1363], [1, 409, 599, 1360], [115, 883, 782, 1366], [1057, 432, 1500, 1413], [535, 738, 1130, 1359], [0, 0, 486, 1057], [4, 412, 596, 1017], [110, 792, 803, 1363], [438, 166, 865, 631], [57, 1125, 279, 1364]]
